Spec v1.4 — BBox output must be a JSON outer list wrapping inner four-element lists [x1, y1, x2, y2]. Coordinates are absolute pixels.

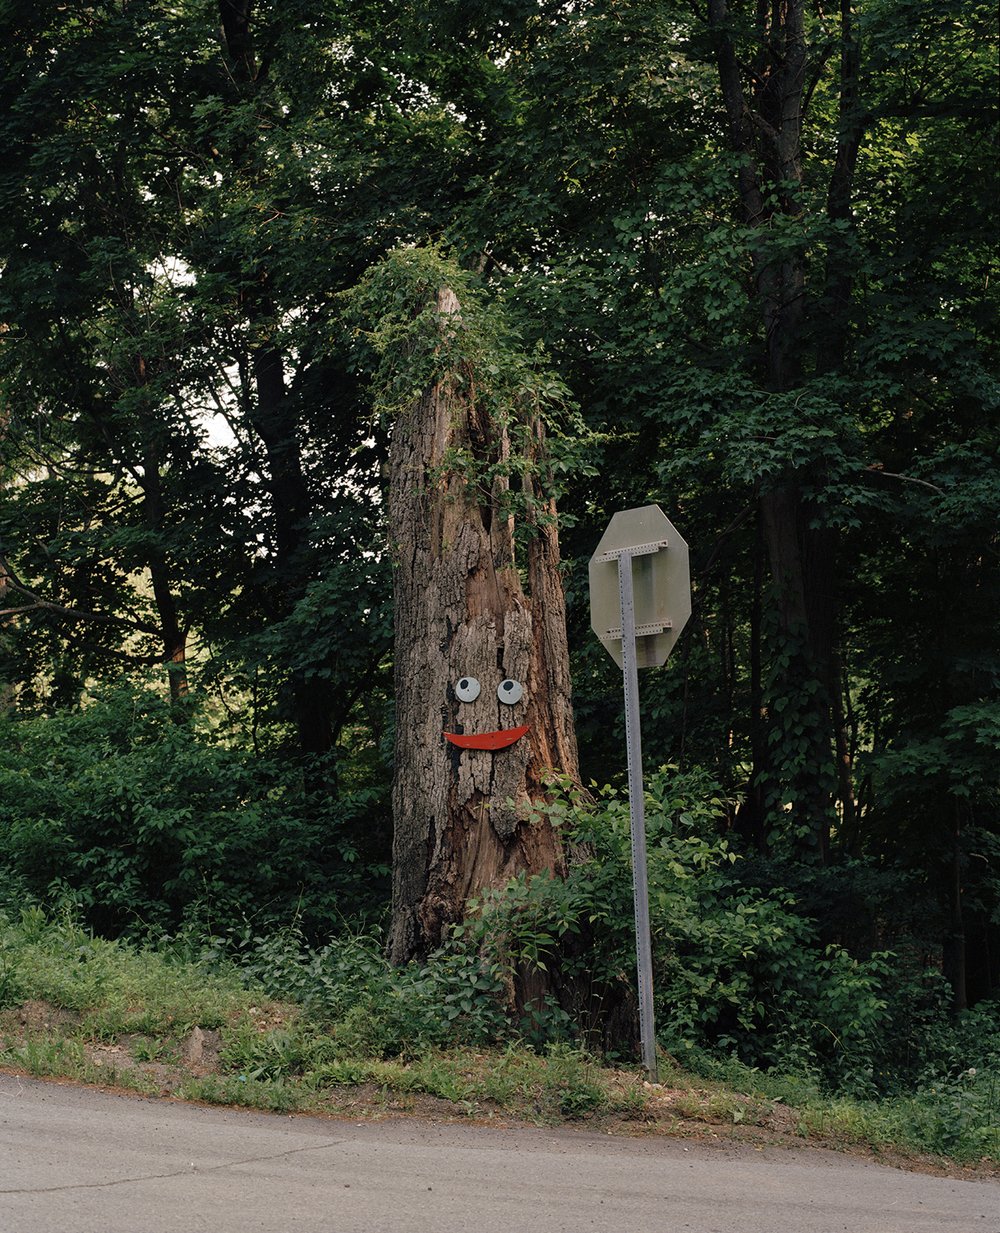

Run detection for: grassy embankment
[[1, 908, 997, 1175]]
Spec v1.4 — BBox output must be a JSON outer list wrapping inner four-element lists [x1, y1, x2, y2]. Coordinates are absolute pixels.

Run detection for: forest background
[[0, 0, 997, 1121]]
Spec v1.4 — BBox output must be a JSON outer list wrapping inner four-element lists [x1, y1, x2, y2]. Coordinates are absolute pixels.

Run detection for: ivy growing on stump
[[357, 250, 580, 965]]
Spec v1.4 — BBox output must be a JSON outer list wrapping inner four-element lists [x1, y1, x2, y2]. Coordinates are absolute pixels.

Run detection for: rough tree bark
[[388, 288, 580, 964]]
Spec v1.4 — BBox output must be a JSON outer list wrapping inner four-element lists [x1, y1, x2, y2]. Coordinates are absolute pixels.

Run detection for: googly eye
[[497, 678, 524, 705], [454, 677, 481, 703]]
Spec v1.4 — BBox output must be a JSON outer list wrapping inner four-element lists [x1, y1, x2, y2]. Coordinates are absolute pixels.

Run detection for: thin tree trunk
[[735, 504, 767, 849], [943, 800, 968, 1011], [759, 488, 834, 858], [709, 0, 841, 857], [138, 409, 189, 706], [218, 1, 333, 757], [818, 0, 864, 375], [831, 643, 856, 834], [244, 306, 333, 756]]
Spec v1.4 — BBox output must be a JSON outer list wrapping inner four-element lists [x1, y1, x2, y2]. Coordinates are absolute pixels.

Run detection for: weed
[[0, 941, 23, 1010], [221, 1023, 337, 1080], [182, 1074, 304, 1114], [308, 1059, 374, 1087], [0, 1035, 158, 1096], [2, 900, 998, 1166], [131, 1036, 179, 1064], [540, 1045, 608, 1120]]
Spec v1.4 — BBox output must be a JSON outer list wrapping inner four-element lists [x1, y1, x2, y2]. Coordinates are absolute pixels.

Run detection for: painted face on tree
[[444, 676, 529, 750]]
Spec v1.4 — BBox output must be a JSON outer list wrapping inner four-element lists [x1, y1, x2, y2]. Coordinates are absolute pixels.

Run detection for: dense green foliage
[[441, 773, 997, 1098], [0, 0, 997, 1108], [0, 683, 387, 936]]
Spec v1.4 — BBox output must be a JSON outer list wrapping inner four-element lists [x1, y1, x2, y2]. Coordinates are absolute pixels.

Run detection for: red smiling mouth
[[443, 725, 530, 751]]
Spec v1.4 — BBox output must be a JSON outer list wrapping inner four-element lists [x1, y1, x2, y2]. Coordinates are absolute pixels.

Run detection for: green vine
[[346, 246, 597, 525]]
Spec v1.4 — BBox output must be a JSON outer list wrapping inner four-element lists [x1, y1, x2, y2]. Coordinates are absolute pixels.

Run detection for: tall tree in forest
[[701, 0, 1000, 992], [0, 0, 226, 704], [656, 0, 846, 856], [213, 0, 334, 753]]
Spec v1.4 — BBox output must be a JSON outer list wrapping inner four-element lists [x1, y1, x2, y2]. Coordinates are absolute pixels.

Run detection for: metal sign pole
[[590, 506, 688, 1082], [617, 549, 658, 1082]]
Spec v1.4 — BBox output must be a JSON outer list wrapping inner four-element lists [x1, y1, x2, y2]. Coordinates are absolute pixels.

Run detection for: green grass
[[0, 1035, 161, 1096], [9, 906, 254, 1031], [680, 1051, 1000, 1164], [1, 906, 998, 1167]]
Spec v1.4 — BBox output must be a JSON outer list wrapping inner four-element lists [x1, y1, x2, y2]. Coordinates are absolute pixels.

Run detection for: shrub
[[0, 926, 25, 1010], [221, 924, 510, 1059], [466, 769, 913, 1090], [0, 682, 385, 938]]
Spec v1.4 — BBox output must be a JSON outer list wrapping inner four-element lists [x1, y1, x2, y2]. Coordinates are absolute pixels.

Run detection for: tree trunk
[[942, 800, 968, 1012], [136, 388, 189, 707], [709, 0, 842, 856], [759, 488, 835, 858], [218, 1, 333, 757], [734, 504, 767, 849], [244, 306, 333, 756], [388, 288, 579, 964]]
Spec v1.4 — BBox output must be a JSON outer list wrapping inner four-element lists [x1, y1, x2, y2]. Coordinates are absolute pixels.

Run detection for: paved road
[[0, 1074, 997, 1232]]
